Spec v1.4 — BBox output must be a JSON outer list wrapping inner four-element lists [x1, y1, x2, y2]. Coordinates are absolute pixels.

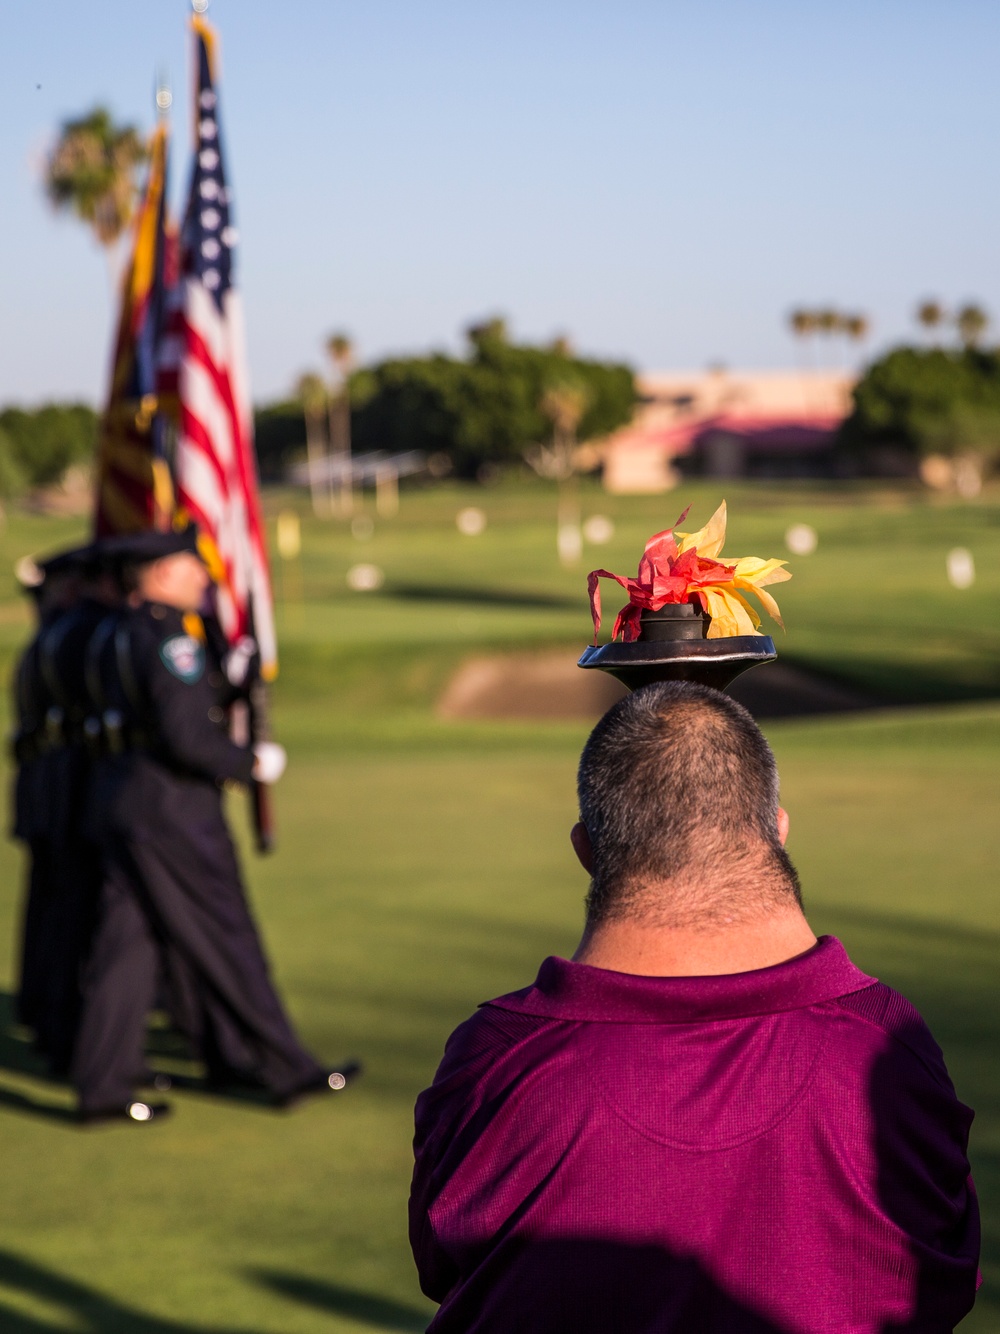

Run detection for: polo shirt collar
[[485, 935, 875, 1025]]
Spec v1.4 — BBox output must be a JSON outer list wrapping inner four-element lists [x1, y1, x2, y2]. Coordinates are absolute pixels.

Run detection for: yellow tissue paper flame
[[676, 501, 791, 639]]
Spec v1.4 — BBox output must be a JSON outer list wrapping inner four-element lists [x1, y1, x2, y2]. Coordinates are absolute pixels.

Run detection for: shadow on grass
[[251, 1269, 430, 1330], [0, 993, 51, 1082], [0, 992, 81, 1124], [0, 992, 278, 1122], [0, 1250, 255, 1333], [817, 902, 1000, 1312], [0, 1252, 430, 1332], [788, 651, 1000, 708], [0, 1086, 76, 1125], [385, 582, 579, 611]]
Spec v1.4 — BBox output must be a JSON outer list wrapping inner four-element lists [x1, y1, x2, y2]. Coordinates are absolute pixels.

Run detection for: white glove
[[252, 742, 287, 785], [226, 636, 258, 687]]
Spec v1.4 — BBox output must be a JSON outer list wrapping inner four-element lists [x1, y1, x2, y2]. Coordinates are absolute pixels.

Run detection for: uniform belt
[[11, 711, 69, 760], [93, 712, 155, 755], [11, 718, 155, 759]]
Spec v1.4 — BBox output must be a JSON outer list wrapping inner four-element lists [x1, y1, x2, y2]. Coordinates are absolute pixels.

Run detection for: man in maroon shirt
[[410, 681, 979, 1332]]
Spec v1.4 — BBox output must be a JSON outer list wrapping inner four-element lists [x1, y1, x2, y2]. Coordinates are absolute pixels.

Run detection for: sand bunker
[[437, 652, 873, 722]]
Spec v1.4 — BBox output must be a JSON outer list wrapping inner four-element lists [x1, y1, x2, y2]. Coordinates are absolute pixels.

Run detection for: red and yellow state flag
[[93, 119, 176, 537]]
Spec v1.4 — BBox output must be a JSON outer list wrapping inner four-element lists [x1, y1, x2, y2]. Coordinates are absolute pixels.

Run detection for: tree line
[[7, 344, 997, 498], [28, 98, 1000, 492], [257, 319, 636, 482], [38, 106, 636, 489], [0, 405, 98, 499], [832, 298, 998, 479], [841, 346, 1000, 473]]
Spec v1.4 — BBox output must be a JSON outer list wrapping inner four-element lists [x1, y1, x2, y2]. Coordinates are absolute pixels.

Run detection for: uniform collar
[[484, 936, 875, 1025], [141, 601, 184, 624]]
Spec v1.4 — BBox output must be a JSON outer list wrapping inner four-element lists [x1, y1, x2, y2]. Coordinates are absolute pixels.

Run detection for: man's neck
[[572, 907, 817, 978]]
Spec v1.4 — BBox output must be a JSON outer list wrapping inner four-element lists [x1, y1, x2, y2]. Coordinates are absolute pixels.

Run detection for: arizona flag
[[159, 13, 277, 679], [94, 118, 175, 537]]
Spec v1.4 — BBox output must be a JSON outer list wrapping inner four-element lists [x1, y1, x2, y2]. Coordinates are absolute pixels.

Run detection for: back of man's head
[[578, 681, 800, 929]]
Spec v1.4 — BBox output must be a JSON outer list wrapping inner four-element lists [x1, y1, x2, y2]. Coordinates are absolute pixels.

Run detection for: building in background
[[597, 369, 855, 494]]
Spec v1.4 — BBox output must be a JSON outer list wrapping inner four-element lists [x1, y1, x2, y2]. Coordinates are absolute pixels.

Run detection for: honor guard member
[[72, 526, 348, 1123], [11, 545, 109, 1073]]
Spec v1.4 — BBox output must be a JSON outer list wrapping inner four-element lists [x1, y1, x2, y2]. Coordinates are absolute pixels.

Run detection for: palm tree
[[915, 300, 945, 342], [325, 332, 355, 517], [296, 372, 329, 517], [843, 313, 870, 366], [815, 309, 848, 369], [533, 379, 591, 567], [788, 309, 818, 367], [538, 382, 589, 476], [955, 304, 989, 349], [815, 309, 842, 361], [45, 106, 148, 288], [466, 317, 508, 353]]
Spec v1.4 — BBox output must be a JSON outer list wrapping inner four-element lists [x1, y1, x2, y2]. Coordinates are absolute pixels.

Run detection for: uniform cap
[[99, 526, 202, 566], [16, 543, 100, 588]]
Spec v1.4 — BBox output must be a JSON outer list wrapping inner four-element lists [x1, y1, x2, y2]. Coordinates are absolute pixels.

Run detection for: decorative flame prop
[[587, 501, 791, 643]]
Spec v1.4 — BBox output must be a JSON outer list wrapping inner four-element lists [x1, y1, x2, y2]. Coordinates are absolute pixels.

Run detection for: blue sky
[[2, 0, 997, 404]]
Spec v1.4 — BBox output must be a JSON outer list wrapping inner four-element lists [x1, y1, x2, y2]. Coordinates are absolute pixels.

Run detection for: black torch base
[[579, 601, 777, 693], [577, 635, 776, 693]]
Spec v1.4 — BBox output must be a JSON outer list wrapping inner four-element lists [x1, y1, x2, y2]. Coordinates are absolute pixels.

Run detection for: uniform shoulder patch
[[159, 634, 205, 684]]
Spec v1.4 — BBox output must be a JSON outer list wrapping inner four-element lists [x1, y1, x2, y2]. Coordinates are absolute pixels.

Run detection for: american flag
[[159, 13, 277, 678]]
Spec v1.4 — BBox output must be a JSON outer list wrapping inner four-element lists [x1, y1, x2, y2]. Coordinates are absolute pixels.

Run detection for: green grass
[[0, 482, 996, 1330], [5, 477, 998, 701]]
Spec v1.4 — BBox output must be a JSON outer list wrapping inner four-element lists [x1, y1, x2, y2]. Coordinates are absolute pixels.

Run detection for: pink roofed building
[[597, 369, 856, 494]]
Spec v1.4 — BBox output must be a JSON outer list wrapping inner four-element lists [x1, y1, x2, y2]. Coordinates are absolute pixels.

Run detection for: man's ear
[[570, 821, 594, 873], [777, 806, 790, 847]]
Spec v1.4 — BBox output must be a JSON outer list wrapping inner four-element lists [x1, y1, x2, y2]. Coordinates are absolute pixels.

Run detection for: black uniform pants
[[72, 813, 322, 1111], [70, 858, 158, 1109], [16, 751, 100, 1073], [16, 838, 52, 1032], [19, 840, 100, 1075]]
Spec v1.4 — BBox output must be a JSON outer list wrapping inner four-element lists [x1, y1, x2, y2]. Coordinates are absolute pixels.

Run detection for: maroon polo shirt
[[410, 936, 979, 1332]]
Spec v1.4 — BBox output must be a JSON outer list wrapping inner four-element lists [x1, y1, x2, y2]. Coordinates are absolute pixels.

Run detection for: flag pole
[[155, 68, 173, 117], [178, 0, 277, 852]]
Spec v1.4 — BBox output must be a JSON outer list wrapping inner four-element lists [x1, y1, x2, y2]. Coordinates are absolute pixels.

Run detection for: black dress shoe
[[273, 1061, 363, 1109], [203, 1068, 268, 1095], [79, 1100, 172, 1126]]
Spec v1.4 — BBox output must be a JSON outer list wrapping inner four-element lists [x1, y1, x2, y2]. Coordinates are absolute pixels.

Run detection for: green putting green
[[0, 481, 995, 1330]]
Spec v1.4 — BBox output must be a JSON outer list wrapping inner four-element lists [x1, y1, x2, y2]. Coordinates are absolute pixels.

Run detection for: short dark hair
[[578, 681, 801, 927]]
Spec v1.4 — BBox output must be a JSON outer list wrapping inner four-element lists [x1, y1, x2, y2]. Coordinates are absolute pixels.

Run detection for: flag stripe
[[157, 19, 276, 673]]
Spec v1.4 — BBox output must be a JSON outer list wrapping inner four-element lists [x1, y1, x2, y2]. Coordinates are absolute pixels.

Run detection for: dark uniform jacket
[[12, 611, 63, 844], [91, 601, 254, 838], [12, 599, 112, 1057], [73, 599, 321, 1104]]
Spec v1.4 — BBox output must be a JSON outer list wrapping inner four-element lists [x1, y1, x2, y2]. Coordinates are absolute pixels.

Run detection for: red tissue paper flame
[[587, 506, 736, 644]]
